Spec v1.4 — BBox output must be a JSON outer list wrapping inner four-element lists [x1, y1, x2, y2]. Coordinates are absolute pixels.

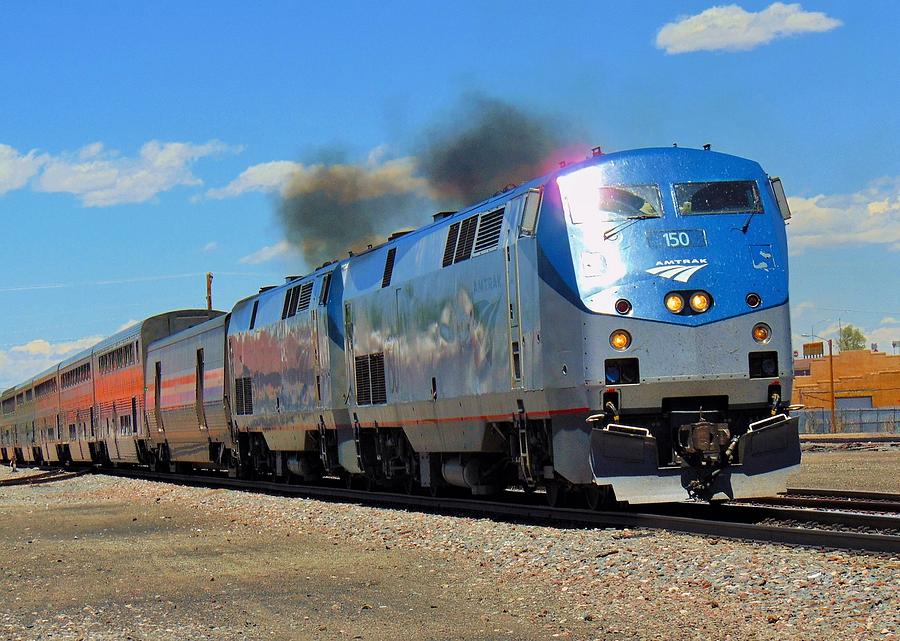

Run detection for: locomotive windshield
[[674, 180, 762, 215], [559, 173, 662, 224]]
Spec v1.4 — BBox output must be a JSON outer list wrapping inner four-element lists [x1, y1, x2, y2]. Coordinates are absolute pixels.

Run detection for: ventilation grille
[[473, 208, 504, 254], [297, 282, 314, 311], [381, 247, 397, 288], [354, 356, 371, 406], [282, 281, 314, 319], [234, 377, 253, 415], [354, 352, 386, 406], [442, 222, 460, 267], [454, 216, 478, 263], [369, 353, 387, 404], [442, 210, 502, 267]]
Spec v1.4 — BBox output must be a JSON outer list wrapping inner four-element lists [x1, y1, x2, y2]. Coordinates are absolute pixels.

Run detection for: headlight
[[610, 330, 632, 350], [689, 292, 711, 313], [752, 323, 771, 343], [665, 293, 684, 314]]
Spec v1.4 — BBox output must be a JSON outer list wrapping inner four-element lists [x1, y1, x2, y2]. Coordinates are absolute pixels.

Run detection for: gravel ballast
[[0, 469, 897, 641]]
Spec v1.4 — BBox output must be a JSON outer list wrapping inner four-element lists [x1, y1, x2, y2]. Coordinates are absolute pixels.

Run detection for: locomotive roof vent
[[433, 211, 456, 221], [388, 229, 413, 241]]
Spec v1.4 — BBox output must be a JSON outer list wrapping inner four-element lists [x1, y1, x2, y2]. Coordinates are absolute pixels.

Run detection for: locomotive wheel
[[584, 485, 613, 511], [545, 481, 566, 508]]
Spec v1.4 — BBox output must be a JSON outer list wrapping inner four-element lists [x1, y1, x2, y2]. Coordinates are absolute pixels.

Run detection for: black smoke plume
[[277, 151, 429, 268], [278, 96, 581, 268], [418, 95, 577, 204]]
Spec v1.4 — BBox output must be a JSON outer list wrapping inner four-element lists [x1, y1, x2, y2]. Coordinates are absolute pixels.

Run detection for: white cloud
[[205, 160, 303, 199], [35, 140, 237, 206], [205, 154, 426, 201], [115, 320, 139, 333], [239, 240, 298, 265], [0, 144, 47, 195], [0, 336, 102, 390], [656, 2, 842, 54], [865, 325, 900, 353], [201, 241, 219, 253], [787, 177, 900, 253], [880, 317, 900, 326]]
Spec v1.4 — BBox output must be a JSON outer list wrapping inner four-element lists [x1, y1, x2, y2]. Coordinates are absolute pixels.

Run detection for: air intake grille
[[354, 352, 386, 406], [297, 282, 314, 311], [234, 377, 254, 415], [473, 208, 504, 254], [381, 247, 397, 288], [369, 353, 386, 404], [442, 222, 460, 267], [454, 215, 478, 263], [355, 356, 371, 406]]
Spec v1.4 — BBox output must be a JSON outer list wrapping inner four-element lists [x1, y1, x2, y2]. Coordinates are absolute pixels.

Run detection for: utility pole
[[206, 272, 213, 311], [827, 338, 837, 433], [802, 331, 839, 433]]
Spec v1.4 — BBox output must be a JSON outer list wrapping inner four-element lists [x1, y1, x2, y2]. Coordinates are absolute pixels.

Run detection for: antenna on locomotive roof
[[703, 143, 711, 151]]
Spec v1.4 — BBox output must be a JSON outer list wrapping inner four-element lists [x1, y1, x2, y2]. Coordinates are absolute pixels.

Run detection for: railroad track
[[734, 488, 900, 513], [0, 468, 86, 487], [88, 468, 900, 554]]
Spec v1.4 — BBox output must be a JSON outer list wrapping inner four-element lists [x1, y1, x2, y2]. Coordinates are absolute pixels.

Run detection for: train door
[[314, 272, 332, 408], [343, 301, 355, 403], [504, 201, 525, 389], [154, 360, 166, 434]]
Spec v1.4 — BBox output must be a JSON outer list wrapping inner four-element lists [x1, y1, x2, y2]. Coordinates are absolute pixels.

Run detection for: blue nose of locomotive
[[555, 147, 789, 325]]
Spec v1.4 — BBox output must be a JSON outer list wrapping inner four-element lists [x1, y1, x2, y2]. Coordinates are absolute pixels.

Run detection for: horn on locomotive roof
[[432, 211, 456, 221], [591, 146, 603, 157], [703, 143, 712, 150]]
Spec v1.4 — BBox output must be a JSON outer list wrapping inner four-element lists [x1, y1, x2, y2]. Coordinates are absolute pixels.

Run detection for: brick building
[[793, 349, 900, 409]]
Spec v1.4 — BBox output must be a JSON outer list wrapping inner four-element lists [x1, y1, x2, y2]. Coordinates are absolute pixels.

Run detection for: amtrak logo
[[645, 259, 708, 283]]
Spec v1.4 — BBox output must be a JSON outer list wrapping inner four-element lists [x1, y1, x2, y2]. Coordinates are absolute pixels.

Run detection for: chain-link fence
[[796, 407, 899, 434]]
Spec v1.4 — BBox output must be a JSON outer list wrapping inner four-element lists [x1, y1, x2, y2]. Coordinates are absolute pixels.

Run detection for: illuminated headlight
[[665, 293, 684, 314], [752, 323, 772, 343], [689, 292, 711, 313], [610, 330, 632, 351]]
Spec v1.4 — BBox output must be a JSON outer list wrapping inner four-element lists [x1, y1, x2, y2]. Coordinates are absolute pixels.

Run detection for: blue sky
[[1, 1, 898, 387]]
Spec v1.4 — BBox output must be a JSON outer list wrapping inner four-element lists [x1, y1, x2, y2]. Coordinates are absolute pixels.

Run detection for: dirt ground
[[788, 443, 900, 493], [0, 446, 897, 641], [0, 483, 535, 641]]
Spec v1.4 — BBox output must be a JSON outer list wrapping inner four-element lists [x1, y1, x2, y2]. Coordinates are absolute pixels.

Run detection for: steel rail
[[94, 468, 900, 554], [0, 469, 87, 487], [785, 488, 900, 501], [737, 495, 900, 512]]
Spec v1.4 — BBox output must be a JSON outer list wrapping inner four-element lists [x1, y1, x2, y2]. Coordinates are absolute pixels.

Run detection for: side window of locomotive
[[674, 180, 762, 215]]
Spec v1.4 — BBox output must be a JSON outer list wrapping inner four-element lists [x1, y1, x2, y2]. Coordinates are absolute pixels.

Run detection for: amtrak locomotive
[[0, 146, 802, 505]]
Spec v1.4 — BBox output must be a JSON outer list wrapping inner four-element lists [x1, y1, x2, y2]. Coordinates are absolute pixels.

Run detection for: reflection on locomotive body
[[0, 147, 801, 504]]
